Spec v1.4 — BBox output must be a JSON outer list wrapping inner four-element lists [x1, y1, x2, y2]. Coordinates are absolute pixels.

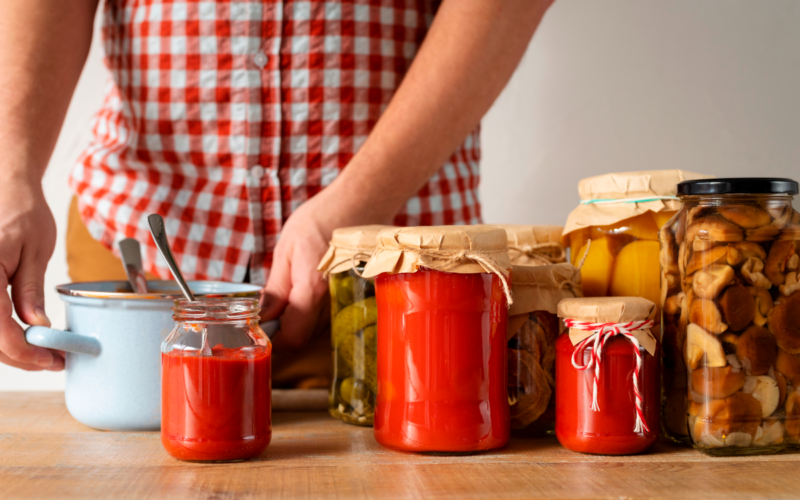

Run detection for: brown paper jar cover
[[317, 225, 395, 277], [557, 296, 657, 355], [361, 225, 512, 278], [507, 263, 582, 339], [562, 170, 713, 242], [496, 225, 566, 266]]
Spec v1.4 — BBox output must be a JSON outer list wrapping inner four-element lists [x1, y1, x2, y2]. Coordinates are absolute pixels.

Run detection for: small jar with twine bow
[[507, 263, 581, 434], [555, 296, 660, 455], [317, 225, 395, 427], [361, 225, 513, 453]]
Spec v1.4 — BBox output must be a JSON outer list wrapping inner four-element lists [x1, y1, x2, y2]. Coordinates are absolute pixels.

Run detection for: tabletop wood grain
[[1, 392, 798, 500]]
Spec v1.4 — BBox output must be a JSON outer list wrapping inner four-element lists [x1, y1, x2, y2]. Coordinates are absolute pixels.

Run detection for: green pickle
[[329, 267, 377, 426]]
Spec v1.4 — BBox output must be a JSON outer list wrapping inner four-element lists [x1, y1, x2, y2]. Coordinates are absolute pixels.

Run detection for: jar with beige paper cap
[[317, 225, 395, 426], [507, 263, 581, 435], [496, 224, 566, 266], [556, 296, 660, 455], [362, 225, 513, 453], [562, 170, 711, 304]]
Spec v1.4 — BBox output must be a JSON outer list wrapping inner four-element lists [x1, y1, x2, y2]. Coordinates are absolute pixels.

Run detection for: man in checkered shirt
[[0, 0, 553, 374]]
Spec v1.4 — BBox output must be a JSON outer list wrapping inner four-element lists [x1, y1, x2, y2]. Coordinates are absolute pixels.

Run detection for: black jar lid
[[677, 178, 798, 196]]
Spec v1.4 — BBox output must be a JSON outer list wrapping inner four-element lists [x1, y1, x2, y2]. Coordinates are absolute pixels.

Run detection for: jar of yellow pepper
[[317, 225, 394, 426], [562, 170, 711, 306]]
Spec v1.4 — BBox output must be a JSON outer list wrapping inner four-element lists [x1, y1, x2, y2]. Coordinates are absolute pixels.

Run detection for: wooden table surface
[[1, 392, 799, 500]]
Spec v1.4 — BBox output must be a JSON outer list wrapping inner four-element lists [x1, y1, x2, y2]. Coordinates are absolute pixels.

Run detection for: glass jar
[[556, 297, 661, 455], [329, 266, 377, 425], [507, 263, 581, 435], [318, 225, 393, 427], [363, 225, 512, 453], [161, 298, 271, 462], [563, 170, 709, 304], [374, 269, 509, 453], [661, 178, 800, 455]]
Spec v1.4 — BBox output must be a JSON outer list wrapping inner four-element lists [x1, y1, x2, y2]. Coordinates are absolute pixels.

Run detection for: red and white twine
[[565, 318, 655, 434]]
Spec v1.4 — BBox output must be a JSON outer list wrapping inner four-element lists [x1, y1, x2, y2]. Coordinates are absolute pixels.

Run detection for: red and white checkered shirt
[[70, 0, 482, 285]]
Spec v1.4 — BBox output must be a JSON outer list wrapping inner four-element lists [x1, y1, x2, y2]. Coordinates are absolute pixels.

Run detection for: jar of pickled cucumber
[[563, 170, 711, 305], [507, 263, 581, 435], [496, 225, 566, 266], [660, 178, 800, 455], [317, 225, 394, 426]]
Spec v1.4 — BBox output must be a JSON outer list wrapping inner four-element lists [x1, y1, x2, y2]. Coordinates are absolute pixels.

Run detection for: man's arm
[[0, 0, 99, 370], [263, 0, 554, 347]]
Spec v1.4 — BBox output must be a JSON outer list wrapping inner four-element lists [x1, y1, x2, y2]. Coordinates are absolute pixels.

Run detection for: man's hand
[[261, 183, 393, 349], [0, 182, 61, 370]]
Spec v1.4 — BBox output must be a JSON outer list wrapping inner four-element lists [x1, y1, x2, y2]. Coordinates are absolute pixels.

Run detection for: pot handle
[[26, 326, 102, 356], [259, 319, 280, 340]]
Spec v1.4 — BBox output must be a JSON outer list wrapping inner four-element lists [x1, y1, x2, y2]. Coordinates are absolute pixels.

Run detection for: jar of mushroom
[[660, 178, 800, 455]]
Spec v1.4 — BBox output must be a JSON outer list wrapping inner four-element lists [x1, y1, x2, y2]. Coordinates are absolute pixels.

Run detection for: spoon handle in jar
[[147, 214, 196, 302]]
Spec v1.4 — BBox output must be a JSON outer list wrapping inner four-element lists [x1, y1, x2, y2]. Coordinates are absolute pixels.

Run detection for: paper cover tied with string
[[361, 225, 513, 304], [507, 263, 581, 431], [317, 225, 395, 277], [495, 225, 566, 267]]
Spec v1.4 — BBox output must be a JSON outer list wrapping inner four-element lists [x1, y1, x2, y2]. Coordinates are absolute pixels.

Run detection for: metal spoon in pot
[[118, 238, 149, 294], [147, 214, 196, 302]]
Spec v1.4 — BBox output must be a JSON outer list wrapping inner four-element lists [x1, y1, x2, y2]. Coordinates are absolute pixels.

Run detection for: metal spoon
[[118, 238, 149, 294], [147, 214, 196, 302]]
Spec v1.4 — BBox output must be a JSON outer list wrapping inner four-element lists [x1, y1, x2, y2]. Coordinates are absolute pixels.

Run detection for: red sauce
[[374, 269, 509, 453], [555, 333, 659, 454], [161, 345, 272, 461]]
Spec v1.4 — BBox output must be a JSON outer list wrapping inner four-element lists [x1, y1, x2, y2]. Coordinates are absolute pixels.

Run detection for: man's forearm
[[330, 0, 554, 221], [0, 0, 98, 184]]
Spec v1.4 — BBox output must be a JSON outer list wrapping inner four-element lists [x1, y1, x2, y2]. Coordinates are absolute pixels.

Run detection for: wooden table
[[1, 392, 798, 499]]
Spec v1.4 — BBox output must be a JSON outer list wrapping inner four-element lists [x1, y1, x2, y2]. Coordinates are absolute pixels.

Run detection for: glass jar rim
[[173, 297, 260, 321]]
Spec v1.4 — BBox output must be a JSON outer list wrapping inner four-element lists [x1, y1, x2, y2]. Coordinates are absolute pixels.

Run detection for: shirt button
[[253, 51, 268, 70], [250, 165, 265, 180]]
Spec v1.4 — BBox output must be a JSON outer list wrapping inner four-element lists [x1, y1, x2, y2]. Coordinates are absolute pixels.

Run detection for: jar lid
[[557, 296, 656, 323], [677, 178, 799, 196], [495, 225, 566, 266], [317, 225, 395, 277], [509, 264, 581, 317], [362, 225, 513, 304]]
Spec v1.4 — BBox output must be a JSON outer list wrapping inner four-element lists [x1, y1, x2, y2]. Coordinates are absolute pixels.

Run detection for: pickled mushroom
[[775, 348, 800, 386], [768, 294, 800, 354], [749, 286, 774, 327], [785, 390, 800, 440], [686, 246, 728, 276], [741, 258, 772, 289], [765, 241, 796, 286], [692, 392, 763, 444], [685, 323, 727, 370], [692, 264, 735, 300], [689, 299, 728, 335], [718, 205, 773, 229], [718, 283, 756, 332], [743, 376, 780, 417], [691, 365, 745, 400], [685, 215, 744, 242], [735, 326, 777, 376]]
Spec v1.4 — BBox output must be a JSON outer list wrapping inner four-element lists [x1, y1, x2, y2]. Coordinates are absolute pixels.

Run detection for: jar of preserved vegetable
[[563, 170, 710, 305], [161, 298, 271, 462], [556, 296, 660, 455], [317, 225, 394, 426], [661, 178, 800, 455], [497, 225, 566, 266], [363, 225, 513, 453], [507, 263, 581, 435]]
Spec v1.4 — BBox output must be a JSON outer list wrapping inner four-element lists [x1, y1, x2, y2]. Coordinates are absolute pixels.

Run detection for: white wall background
[[4, 0, 800, 390]]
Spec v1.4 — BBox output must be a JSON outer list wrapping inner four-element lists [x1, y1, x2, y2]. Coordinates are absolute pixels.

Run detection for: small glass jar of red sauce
[[161, 298, 271, 462], [362, 225, 513, 453], [555, 297, 660, 455]]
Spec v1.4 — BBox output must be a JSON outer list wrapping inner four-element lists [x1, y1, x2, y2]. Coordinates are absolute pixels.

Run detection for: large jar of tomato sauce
[[562, 170, 710, 305], [362, 225, 513, 453], [661, 178, 800, 455], [507, 263, 581, 435], [556, 296, 660, 455], [161, 298, 271, 462], [317, 225, 394, 426]]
